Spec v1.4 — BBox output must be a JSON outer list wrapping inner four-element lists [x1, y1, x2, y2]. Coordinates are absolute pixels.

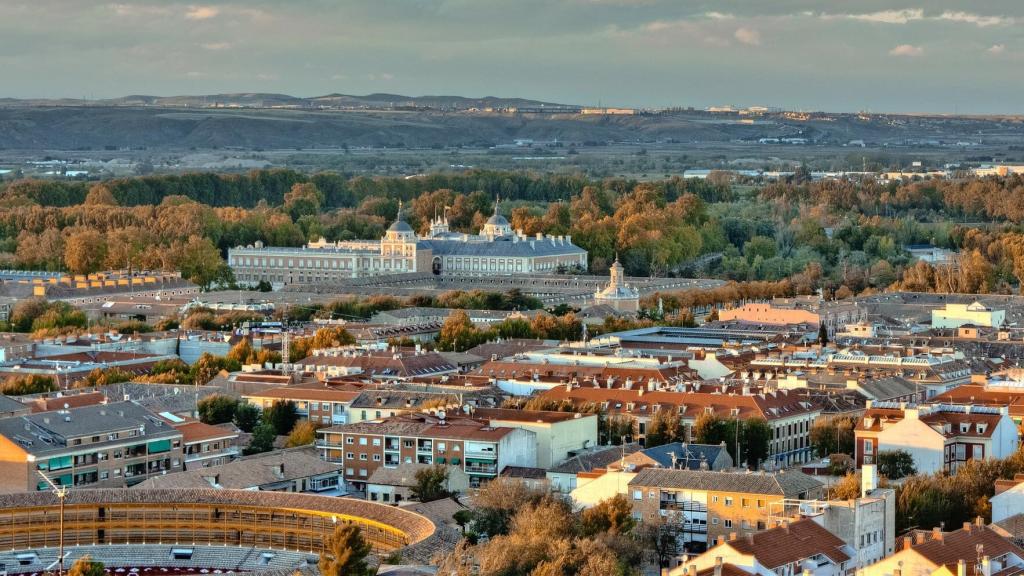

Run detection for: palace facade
[[228, 205, 588, 288]]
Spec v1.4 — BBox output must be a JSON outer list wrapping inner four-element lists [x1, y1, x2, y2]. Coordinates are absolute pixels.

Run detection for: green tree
[[809, 417, 856, 457], [68, 555, 105, 576], [644, 408, 684, 448], [244, 422, 277, 455], [411, 464, 451, 502], [197, 394, 239, 425], [453, 509, 473, 534], [878, 449, 917, 479], [741, 418, 771, 470], [233, 403, 260, 433], [263, 400, 300, 435], [319, 525, 374, 576]]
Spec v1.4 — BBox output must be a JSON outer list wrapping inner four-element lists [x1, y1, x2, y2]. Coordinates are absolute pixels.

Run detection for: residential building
[[770, 465, 896, 569], [627, 467, 824, 553], [0, 395, 29, 418], [241, 386, 360, 426], [854, 402, 1018, 473], [365, 462, 470, 504], [228, 204, 587, 288], [540, 385, 821, 467], [667, 518, 853, 576], [623, 442, 734, 471], [345, 390, 464, 424], [991, 474, 1024, 524], [317, 412, 537, 488], [0, 350, 179, 385], [283, 348, 458, 381], [0, 401, 184, 492], [865, 522, 1024, 576], [470, 407, 598, 468], [546, 443, 642, 493], [500, 466, 549, 491], [167, 417, 240, 470], [933, 301, 1006, 329], [136, 446, 342, 493], [749, 352, 971, 398]]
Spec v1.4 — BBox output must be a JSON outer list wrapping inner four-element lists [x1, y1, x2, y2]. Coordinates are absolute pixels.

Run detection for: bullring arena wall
[[0, 489, 435, 556]]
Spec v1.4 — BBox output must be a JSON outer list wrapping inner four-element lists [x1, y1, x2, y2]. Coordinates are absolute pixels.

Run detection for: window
[[359, 454, 367, 461], [633, 490, 643, 501], [973, 445, 983, 459], [741, 498, 750, 508], [724, 497, 733, 507], [757, 499, 766, 508], [438, 442, 446, 451], [100, 471, 109, 480], [864, 439, 873, 454], [372, 438, 381, 447], [373, 454, 381, 461], [346, 468, 354, 475], [359, 469, 367, 477], [359, 438, 368, 446], [346, 452, 354, 460], [724, 519, 733, 528], [712, 518, 719, 525], [346, 437, 354, 445], [712, 496, 719, 503]]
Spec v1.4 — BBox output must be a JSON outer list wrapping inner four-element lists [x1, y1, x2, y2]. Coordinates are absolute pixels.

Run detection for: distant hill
[[0, 95, 1022, 151], [0, 92, 574, 110]]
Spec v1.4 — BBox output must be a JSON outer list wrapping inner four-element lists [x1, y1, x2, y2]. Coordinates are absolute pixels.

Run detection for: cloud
[[200, 42, 231, 51], [704, 12, 734, 21], [988, 44, 1006, 54], [937, 11, 1012, 27], [734, 27, 760, 46], [368, 72, 395, 81], [889, 44, 924, 57], [184, 6, 219, 20], [833, 9, 924, 25]]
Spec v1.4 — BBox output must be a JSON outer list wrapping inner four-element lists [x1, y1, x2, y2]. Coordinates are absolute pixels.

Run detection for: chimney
[[976, 516, 985, 527], [982, 556, 992, 576], [914, 533, 926, 545], [957, 560, 967, 576], [903, 537, 912, 551], [714, 557, 723, 576], [932, 527, 942, 542]]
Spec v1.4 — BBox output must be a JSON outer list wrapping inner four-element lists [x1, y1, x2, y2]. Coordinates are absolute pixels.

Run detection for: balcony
[[465, 463, 498, 475]]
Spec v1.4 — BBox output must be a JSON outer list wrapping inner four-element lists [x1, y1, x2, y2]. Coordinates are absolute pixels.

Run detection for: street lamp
[[38, 470, 68, 576]]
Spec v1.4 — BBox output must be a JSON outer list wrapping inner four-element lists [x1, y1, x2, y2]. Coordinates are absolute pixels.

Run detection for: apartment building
[[470, 407, 598, 468], [242, 386, 360, 427], [854, 402, 1018, 473], [317, 412, 536, 489], [667, 518, 853, 576], [137, 446, 342, 493], [344, 390, 464, 425], [749, 352, 970, 399], [0, 401, 184, 493], [627, 468, 824, 553], [866, 522, 1024, 576], [540, 385, 821, 467], [932, 301, 1006, 329], [169, 418, 240, 470]]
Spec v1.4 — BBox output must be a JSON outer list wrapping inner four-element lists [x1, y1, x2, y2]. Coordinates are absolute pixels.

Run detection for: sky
[[2, 1, 1023, 113]]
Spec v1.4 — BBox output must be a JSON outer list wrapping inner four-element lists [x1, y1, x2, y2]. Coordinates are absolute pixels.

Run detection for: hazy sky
[[3, 1, 1023, 113]]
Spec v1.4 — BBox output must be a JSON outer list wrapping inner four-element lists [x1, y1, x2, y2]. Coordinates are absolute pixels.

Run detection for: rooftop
[[628, 467, 823, 496]]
